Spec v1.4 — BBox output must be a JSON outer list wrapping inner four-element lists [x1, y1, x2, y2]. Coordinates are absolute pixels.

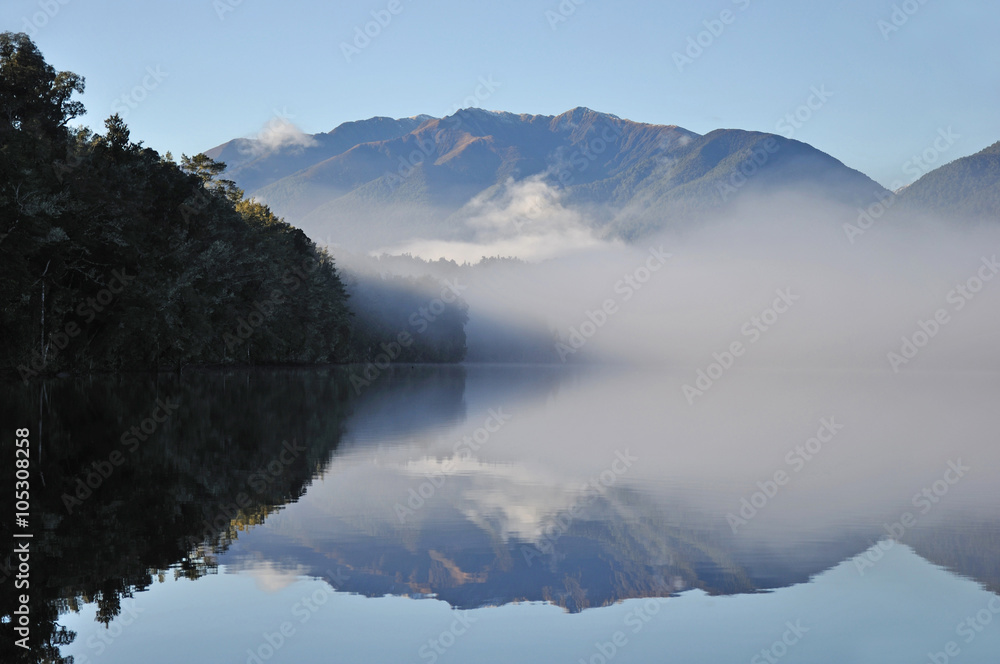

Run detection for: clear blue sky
[[4, 0, 997, 187]]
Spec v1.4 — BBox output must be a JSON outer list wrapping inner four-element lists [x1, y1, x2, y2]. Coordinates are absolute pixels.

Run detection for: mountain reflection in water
[[2, 365, 998, 663]]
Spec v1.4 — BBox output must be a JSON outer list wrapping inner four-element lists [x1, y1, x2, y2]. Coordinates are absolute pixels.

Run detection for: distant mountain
[[896, 141, 1000, 220], [205, 108, 892, 250], [204, 114, 433, 193], [247, 108, 703, 248], [592, 128, 888, 241], [220, 471, 1000, 612]]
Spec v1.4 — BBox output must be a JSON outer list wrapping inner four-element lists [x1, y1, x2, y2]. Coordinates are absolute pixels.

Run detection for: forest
[[0, 32, 467, 381]]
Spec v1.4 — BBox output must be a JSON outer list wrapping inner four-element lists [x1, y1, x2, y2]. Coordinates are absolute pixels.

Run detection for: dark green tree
[[0, 32, 465, 381]]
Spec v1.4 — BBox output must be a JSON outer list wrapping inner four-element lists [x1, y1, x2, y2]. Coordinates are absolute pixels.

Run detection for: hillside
[[0, 34, 467, 379], [895, 141, 1000, 220], [211, 107, 891, 250], [204, 114, 433, 193]]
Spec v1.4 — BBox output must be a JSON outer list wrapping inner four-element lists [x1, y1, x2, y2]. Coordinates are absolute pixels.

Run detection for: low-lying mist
[[331, 187, 1000, 373]]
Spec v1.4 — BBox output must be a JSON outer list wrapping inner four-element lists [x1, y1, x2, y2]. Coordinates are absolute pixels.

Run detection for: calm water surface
[[6, 365, 999, 663]]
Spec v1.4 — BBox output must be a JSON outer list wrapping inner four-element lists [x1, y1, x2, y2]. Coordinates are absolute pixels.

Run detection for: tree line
[[0, 32, 467, 381]]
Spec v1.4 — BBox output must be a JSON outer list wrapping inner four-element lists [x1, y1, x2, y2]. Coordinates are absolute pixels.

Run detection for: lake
[[8, 364, 1000, 663]]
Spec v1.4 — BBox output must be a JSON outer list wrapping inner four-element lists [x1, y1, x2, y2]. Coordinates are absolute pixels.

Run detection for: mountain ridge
[[205, 108, 997, 251], [896, 140, 1000, 220]]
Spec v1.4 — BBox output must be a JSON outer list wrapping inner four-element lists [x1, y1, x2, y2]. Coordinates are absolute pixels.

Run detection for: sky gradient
[[4, 0, 997, 187]]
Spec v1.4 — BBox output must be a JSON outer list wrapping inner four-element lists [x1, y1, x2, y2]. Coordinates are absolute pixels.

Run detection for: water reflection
[[1, 365, 999, 662], [1, 369, 357, 663]]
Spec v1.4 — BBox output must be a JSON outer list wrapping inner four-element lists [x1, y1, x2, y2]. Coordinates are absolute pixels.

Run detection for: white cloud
[[377, 175, 613, 263], [242, 116, 317, 157]]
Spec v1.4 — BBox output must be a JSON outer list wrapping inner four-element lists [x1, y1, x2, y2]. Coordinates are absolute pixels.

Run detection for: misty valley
[[3, 21, 1000, 664]]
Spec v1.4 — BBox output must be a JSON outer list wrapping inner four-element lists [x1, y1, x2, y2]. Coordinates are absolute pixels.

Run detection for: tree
[[0, 31, 84, 139], [1, 32, 462, 379]]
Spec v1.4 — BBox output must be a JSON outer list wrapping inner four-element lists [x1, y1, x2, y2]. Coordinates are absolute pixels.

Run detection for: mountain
[[895, 141, 1000, 220], [591, 127, 889, 240], [248, 107, 703, 249], [206, 108, 891, 251], [204, 114, 433, 193]]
